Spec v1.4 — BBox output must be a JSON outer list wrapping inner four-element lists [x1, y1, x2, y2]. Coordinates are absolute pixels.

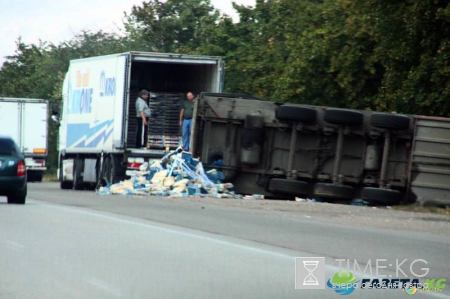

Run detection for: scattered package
[[96, 147, 262, 200]]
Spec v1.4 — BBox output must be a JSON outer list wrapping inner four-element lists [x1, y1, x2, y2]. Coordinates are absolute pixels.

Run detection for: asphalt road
[[0, 182, 449, 299]]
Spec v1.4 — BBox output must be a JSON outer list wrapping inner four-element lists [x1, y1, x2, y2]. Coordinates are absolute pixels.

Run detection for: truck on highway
[[0, 97, 48, 182], [54, 51, 224, 190]]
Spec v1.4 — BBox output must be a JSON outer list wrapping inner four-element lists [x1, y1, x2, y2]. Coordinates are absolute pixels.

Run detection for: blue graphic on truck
[[67, 120, 114, 148]]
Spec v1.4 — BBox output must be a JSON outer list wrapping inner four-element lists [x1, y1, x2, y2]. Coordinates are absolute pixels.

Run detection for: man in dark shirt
[[179, 92, 195, 151]]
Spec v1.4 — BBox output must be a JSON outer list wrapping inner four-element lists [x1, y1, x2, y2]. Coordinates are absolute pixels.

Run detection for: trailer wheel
[[361, 187, 402, 205], [324, 109, 363, 126], [268, 178, 310, 196], [370, 113, 410, 131], [73, 158, 84, 190], [60, 161, 73, 190], [276, 105, 317, 123], [314, 183, 355, 200]]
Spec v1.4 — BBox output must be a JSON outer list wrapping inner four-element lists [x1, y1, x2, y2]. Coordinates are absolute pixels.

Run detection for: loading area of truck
[[57, 52, 224, 190]]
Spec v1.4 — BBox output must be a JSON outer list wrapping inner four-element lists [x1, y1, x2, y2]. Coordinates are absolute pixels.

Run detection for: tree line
[[0, 0, 448, 171]]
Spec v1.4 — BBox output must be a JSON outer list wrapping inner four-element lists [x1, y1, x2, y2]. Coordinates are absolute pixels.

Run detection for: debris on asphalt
[[96, 147, 261, 200], [295, 197, 319, 203], [350, 199, 369, 206]]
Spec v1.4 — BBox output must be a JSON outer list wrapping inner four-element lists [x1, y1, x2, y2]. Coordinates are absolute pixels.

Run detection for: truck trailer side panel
[[62, 54, 127, 154], [0, 101, 20, 142], [0, 98, 48, 181]]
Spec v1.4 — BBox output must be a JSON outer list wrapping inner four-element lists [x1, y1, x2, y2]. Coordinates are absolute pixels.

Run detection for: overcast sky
[[0, 0, 255, 67]]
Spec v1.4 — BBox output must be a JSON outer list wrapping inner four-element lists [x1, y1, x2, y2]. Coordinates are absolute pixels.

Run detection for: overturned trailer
[[191, 93, 450, 206]]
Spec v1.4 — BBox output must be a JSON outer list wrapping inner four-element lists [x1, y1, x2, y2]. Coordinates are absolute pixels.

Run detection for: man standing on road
[[136, 89, 151, 149], [179, 92, 195, 151]]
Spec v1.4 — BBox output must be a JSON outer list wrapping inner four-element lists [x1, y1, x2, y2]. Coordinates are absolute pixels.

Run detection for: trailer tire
[[276, 105, 317, 123], [60, 161, 73, 190], [324, 109, 363, 126], [268, 178, 310, 196], [370, 113, 410, 131], [361, 187, 402, 205], [314, 183, 354, 200]]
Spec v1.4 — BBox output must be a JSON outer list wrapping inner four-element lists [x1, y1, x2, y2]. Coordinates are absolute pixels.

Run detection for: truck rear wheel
[[268, 178, 310, 196], [73, 158, 84, 190], [361, 187, 402, 205], [324, 109, 363, 126], [60, 161, 73, 189], [370, 113, 410, 131], [102, 156, 123, 185], [314, 183, 355, 200], [276, 105, 317, 123]]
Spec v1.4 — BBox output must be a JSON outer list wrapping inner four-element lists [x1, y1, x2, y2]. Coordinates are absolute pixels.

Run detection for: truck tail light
[[127, 162, 142, 169], [127, 157, 145, 169], [17, 161, 26, 176]]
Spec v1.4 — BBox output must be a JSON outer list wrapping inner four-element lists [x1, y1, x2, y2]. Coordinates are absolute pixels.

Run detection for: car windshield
[[0, 138, 17, 155]]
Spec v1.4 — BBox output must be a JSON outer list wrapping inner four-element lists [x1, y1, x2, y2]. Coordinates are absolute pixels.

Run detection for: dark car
[[0, 136, 27, 204]]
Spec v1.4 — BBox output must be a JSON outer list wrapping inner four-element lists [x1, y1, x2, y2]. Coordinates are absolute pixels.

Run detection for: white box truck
[[0, 98, 48, 181], [54, 51, 224, 190]]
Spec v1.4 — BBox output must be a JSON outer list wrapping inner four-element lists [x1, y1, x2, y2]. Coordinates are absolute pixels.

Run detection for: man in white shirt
[[135, 90, 151, 148]]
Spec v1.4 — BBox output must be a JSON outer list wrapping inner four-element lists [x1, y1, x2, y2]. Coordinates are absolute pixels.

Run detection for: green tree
[[127, 0, 221, 53], [221, 0, 449, 115]]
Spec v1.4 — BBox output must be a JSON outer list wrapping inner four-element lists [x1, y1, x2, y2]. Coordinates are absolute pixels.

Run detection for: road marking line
[[5, 240, 25, 251], [88, 278, 122, 297]]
